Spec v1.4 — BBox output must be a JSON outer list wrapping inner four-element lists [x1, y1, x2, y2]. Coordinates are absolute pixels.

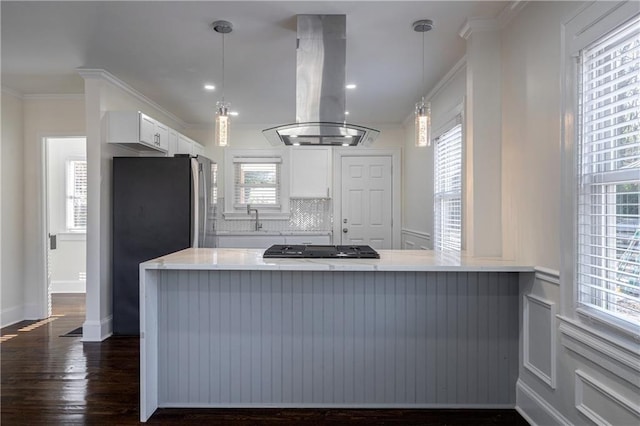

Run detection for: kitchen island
[[139, 248, 534, 422]]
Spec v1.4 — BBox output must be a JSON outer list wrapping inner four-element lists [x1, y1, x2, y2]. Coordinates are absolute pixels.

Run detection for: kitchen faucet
[[247, 204, 262, 231]]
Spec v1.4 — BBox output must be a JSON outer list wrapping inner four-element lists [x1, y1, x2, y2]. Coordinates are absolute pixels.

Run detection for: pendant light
[[213, 20, 233, 147], [413, 19, 433, 147]]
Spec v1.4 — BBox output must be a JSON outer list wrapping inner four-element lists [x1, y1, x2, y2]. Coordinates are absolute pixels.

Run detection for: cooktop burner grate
[[263, 244, 380, 259]]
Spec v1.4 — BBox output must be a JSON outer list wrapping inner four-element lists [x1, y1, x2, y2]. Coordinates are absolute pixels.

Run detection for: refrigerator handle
[[191, 159, 200, 248], [200, 163, 207, 247]]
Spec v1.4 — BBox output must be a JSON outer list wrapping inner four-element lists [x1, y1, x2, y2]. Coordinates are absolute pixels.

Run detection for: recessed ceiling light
[[230, 111, 239, 116], [293, 142, 301, 146], [345, 111, 350, 115], [204, 84, 215, 91], [342, 143, 350, 147], [344, 135, 353, 138], [346, 84, 357, 89]]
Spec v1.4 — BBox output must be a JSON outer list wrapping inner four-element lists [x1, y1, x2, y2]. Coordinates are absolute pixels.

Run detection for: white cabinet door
[[192, 142, 205, 157], [167, 129, 179, 157], [290, 147, 331, 198], [138, 113, 157, 147], [155, 121, 169, 152], [217, 235, 284, 248], [284, 235, 331, 245], [177, 135, 192, 155]]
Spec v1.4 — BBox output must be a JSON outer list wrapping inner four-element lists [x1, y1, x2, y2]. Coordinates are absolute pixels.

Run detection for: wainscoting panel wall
[[156, 270, 520, 407]]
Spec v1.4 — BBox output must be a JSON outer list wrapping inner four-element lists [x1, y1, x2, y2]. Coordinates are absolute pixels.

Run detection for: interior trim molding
[[559, 317, 640, 387], [0, 305, 25, 328], [82, 315, 113, 342], [516, 379, 571, 426], [575, 369, 640, 424], [534, 267, 560, 286], [401, 228, 431, 241], [76, 68, 186, 129], [23, 94, 84, 100], [496, 1, 529, 28], [1, 86, 24, 99], [523, 294, 557, 389]]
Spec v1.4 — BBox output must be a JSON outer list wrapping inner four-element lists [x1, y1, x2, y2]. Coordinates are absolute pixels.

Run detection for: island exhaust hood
[[263, 15, 379, 147]]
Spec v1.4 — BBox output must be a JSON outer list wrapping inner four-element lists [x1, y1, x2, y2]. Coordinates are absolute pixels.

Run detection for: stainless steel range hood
[[263, 15, 379, 147]]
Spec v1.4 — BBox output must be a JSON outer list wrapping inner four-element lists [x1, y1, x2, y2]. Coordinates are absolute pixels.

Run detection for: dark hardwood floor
[[2, 294, 529, 425]]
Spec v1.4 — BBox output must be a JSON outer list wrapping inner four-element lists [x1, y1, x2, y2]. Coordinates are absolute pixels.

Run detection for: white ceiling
[[1, 1, 506, 126]]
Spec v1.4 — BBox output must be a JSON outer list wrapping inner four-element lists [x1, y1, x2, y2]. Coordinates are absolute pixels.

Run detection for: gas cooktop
[[263, 245, 380, 259]]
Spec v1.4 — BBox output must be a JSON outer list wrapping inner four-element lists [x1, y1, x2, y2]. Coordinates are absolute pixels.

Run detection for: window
[[233, 157, 281, 209], [66, 159, 87, 231], [577, 16, 639, 325], [434, 120, 463, 253]]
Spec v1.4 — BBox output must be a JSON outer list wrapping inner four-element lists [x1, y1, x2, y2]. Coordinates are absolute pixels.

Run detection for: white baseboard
[[51, 280, 86, 293], [0, 305, 24, 328], [82, 315, 112, 342], [516, 379, 572, 426]]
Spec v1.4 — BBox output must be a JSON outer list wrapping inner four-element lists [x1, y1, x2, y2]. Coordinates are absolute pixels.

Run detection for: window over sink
[[224, 149, 290, 219]]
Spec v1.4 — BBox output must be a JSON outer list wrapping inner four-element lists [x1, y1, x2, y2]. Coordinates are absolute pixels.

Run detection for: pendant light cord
[[221, 32, 225, 103], [421, 28, 425, 103]]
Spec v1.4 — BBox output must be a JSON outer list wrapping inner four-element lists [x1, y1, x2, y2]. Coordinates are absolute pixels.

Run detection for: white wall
[[501, 2, 640, 425], [402, 61, 466, 250], [22, 97, 85, 319], [1, 91, 25, 327], [501, 3, 570, 270], [47, 137, 86, 293]]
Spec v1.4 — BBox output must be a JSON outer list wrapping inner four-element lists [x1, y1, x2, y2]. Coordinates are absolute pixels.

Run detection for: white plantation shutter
[[577, 16, 640, 325], [434, 120, 463, 253], [233, 157, 281, 209], [66, 159, 87, 231]]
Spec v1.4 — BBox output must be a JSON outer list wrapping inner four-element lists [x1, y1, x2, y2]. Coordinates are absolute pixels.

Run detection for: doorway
[[334, 150, 400, 249], [45, 137, 87, 317]]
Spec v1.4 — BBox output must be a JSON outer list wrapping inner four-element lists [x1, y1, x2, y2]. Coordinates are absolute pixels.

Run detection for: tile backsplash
[[215, 198, 332, 232]]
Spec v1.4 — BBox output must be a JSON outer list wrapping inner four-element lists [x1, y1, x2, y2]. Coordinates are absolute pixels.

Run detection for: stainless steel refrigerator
[[112, 155, 216, 335]]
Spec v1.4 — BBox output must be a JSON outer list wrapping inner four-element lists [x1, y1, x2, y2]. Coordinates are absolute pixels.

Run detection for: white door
[[341, 156, 393, 249]]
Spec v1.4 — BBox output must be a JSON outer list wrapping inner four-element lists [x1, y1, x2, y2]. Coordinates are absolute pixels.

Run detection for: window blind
[[577, 15, 640, 325], [66, 160, 87, 231], [233, 158, 281, 208], [434, 121, 463, 253]]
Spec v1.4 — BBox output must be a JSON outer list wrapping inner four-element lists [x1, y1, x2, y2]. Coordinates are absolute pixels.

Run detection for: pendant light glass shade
[[215, 100, 230, 147], [212, 20, 233, 147], [413, 19, 433, 148], [415, 98, 431, 147]]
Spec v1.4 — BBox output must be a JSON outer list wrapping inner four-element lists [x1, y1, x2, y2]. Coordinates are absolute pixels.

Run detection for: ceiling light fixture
[[212, 20, 233, 147], [413, 19, 433, 148], [204, 84, 215, 91], [346, 84, 357, 89]]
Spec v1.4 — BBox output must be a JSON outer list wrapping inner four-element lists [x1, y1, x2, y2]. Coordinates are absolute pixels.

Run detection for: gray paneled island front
[[139, 248, 533, 422]]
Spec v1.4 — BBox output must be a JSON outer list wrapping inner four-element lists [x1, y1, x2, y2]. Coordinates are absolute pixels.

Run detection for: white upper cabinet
[[191, 141, 205, 157], [167, 128, 179, 156], [290, 147, 332, 198], [106, 111, 168, 153], [177, 134, 205, 157]]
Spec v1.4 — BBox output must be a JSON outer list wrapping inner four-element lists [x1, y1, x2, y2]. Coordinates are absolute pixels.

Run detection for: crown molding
[[497, 0, 529, 28], [459, 1, 528, 39], [1, 86, 24, 99], [23, 93, 84, 101], [402, 55, 466, 127], [76, 68, 187, 129], [458, 17, 499, 40]]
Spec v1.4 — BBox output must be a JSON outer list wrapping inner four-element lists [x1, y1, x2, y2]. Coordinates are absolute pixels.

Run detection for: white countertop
[[140, 248, 534, 272]]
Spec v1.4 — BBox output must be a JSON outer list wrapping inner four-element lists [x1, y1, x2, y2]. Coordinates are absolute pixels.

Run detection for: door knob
[[342, 228, 348, 233]]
